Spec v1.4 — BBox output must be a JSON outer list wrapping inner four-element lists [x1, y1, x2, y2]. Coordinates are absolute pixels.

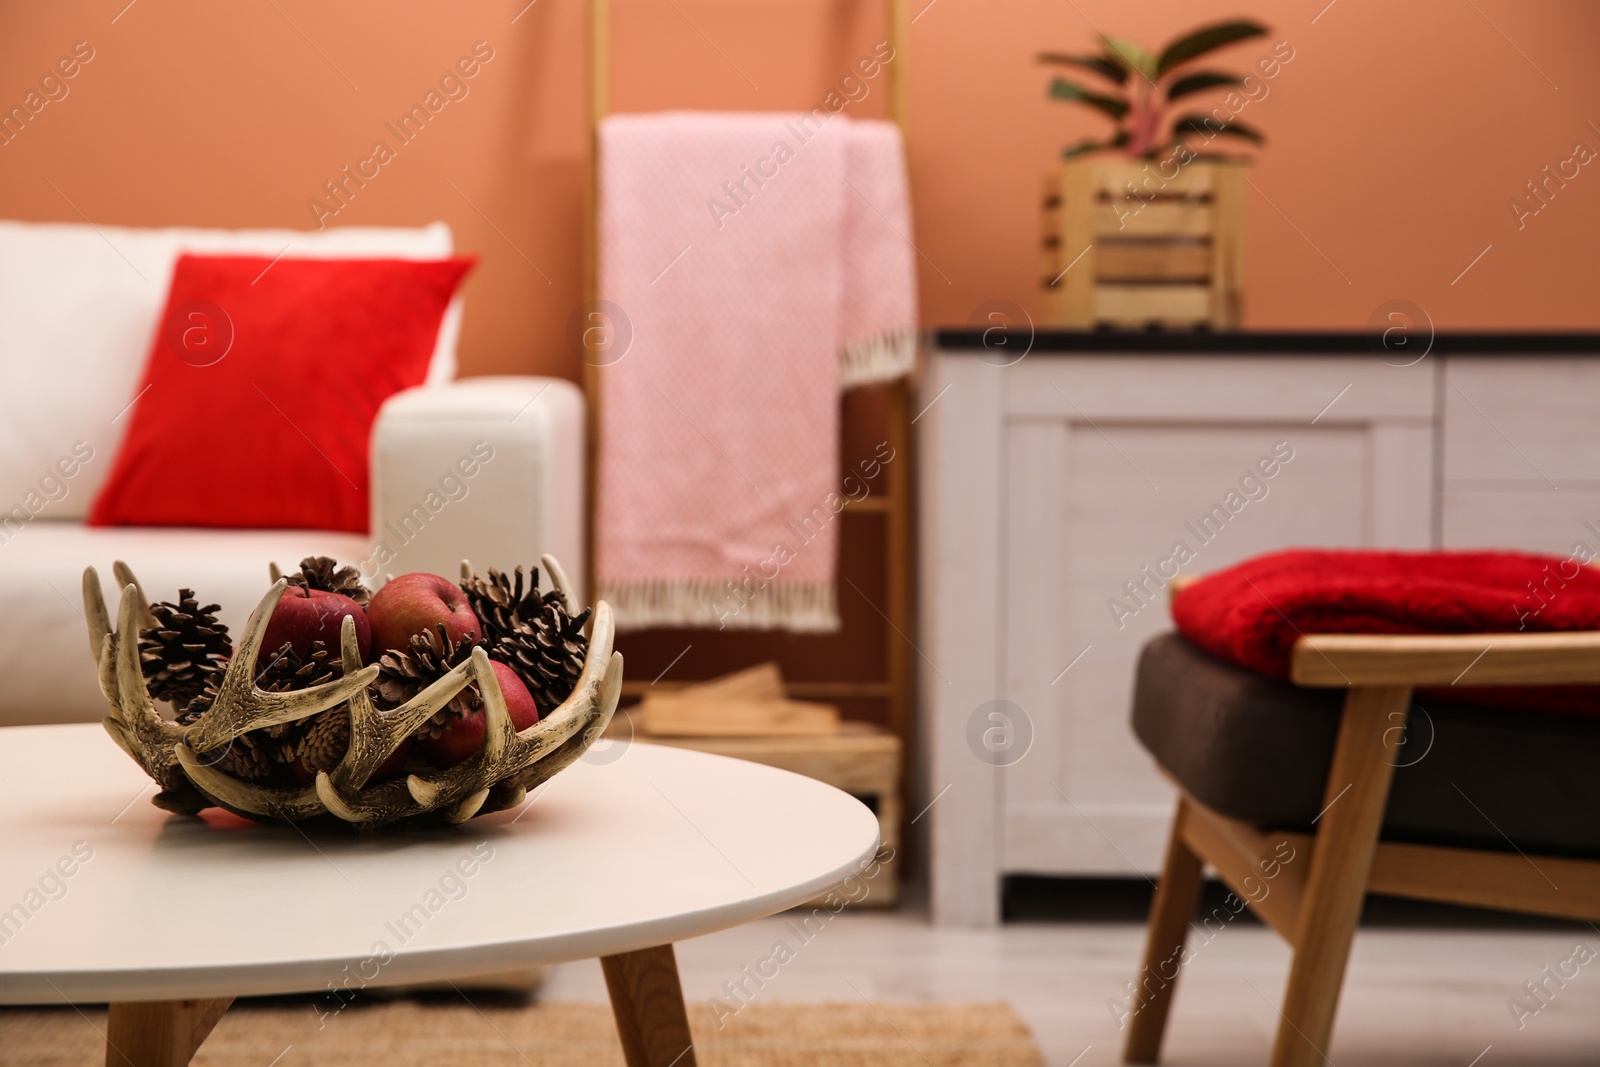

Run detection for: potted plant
[[1035, 19, 1278, 329]]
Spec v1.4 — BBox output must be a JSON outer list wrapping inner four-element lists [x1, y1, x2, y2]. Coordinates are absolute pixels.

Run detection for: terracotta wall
[[4, 0, 1598, 703], [7, 0, 1598, 376]]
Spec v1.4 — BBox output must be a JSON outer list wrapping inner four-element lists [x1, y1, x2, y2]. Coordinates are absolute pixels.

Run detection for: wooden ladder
[[579, 0, 917, 754]]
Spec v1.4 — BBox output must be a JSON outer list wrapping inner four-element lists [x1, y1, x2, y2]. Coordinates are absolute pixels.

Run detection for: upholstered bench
[[1134, 632, 1600, 858], [1122, 551, 1600, 1067]]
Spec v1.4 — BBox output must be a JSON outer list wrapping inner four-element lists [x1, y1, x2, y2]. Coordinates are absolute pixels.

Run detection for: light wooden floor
[[541, 884, 1600, 1067]]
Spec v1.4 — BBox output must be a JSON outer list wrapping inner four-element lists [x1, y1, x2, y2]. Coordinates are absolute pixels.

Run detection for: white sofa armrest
[[368, 377, 585, 601]]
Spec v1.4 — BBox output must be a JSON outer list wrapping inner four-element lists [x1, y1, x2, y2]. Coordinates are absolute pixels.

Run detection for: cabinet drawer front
[[1005, 355, 1434, 422], [1445, 358, 1600, 481]]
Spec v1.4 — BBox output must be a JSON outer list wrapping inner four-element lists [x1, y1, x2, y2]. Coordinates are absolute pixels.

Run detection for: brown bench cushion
[[1132, 632, 1600, 857]]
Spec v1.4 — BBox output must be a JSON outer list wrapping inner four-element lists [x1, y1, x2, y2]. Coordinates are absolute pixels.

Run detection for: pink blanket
[[596, 111, 916, 631]]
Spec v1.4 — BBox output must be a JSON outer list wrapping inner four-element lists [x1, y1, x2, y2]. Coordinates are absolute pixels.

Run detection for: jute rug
[[0, 998, 1044, 1066]]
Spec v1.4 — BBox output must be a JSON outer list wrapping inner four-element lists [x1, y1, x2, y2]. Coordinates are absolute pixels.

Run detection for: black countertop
[[931, 330, 1600, 354]]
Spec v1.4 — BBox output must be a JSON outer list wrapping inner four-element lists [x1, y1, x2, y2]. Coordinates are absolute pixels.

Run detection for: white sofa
[[0, 220, 582, 726]]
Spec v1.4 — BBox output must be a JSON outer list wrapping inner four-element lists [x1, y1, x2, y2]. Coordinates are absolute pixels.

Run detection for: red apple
[[492, 660, 541, 731], [420, 663, 539, 767], [368, 573, 481, 654], [261, 587, 370, 663], [422, 703, 486, 767]]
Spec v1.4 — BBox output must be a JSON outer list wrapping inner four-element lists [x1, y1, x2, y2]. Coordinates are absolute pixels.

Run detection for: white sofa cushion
[[0, 523, 368, 726], [369, 378, 586, 601], [0, 220, 461, 523]]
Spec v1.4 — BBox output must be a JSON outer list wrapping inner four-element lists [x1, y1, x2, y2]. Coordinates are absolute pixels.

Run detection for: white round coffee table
[[0, 723, 882, 1066]]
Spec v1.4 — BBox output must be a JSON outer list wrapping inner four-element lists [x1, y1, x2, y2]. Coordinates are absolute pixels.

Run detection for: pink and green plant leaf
[[1049, 77, 1130, 120], [1103, 36, 1157, 82], [1164, 71, 1244, 100], [1171, 113, 1265, 144], [1041, 16, 1270, 160], [1035, 51, 1128, 85], [1155, 19, 1267, 77]]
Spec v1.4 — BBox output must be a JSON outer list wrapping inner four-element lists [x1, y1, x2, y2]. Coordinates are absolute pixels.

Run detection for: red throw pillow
[[89, 254, 474, 532]]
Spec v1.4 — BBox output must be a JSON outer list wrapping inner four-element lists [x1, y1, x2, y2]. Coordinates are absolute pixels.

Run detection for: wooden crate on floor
[[616, 717, 902, 907], [1040, 157, 1244, 329]]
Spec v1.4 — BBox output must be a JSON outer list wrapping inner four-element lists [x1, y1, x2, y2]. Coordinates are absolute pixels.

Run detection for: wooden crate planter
[[1040, 158, 1244, 329]]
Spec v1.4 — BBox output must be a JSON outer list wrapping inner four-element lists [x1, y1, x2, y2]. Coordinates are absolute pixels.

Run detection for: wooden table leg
[[601, 943, 698, 1067], [105, 997, 233, 1067]]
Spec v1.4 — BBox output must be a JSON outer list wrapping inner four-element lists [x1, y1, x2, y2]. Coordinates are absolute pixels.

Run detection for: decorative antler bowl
[[82, 555, 622, 832]]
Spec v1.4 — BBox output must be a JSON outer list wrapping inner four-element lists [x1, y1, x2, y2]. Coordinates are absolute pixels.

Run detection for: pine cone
[[139, 590, 232, 708], [462, 565, 589, 711], [298, 707, 351, 773], [372, 626, 482, 738], [286, 555, 371, 608], [216, 736, 278, 782], [255, 640, 341, 693], [460, 565, 543, 643], [493, 601, 590, 713], [253, 641, 343, 762], [183, 678, 220, 719]]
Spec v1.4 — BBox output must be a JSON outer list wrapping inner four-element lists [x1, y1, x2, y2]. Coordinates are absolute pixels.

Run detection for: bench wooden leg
[[1124, 797, 1205, 1064], [602, 943, 698, 1067], [105, 997, 233, 1067], [1271, 686, 1408, 1067]]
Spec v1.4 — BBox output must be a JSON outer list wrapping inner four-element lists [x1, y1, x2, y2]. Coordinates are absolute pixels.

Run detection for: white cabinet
[[919, 340, 1597, 926]]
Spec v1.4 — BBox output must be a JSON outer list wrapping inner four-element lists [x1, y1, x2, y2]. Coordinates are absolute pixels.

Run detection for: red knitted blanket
[[1172, 549, 1600, 714]]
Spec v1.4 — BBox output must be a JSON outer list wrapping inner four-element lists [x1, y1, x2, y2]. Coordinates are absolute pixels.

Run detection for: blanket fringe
[[600, 578, 841, 633], [840, 329, 917, 389]]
